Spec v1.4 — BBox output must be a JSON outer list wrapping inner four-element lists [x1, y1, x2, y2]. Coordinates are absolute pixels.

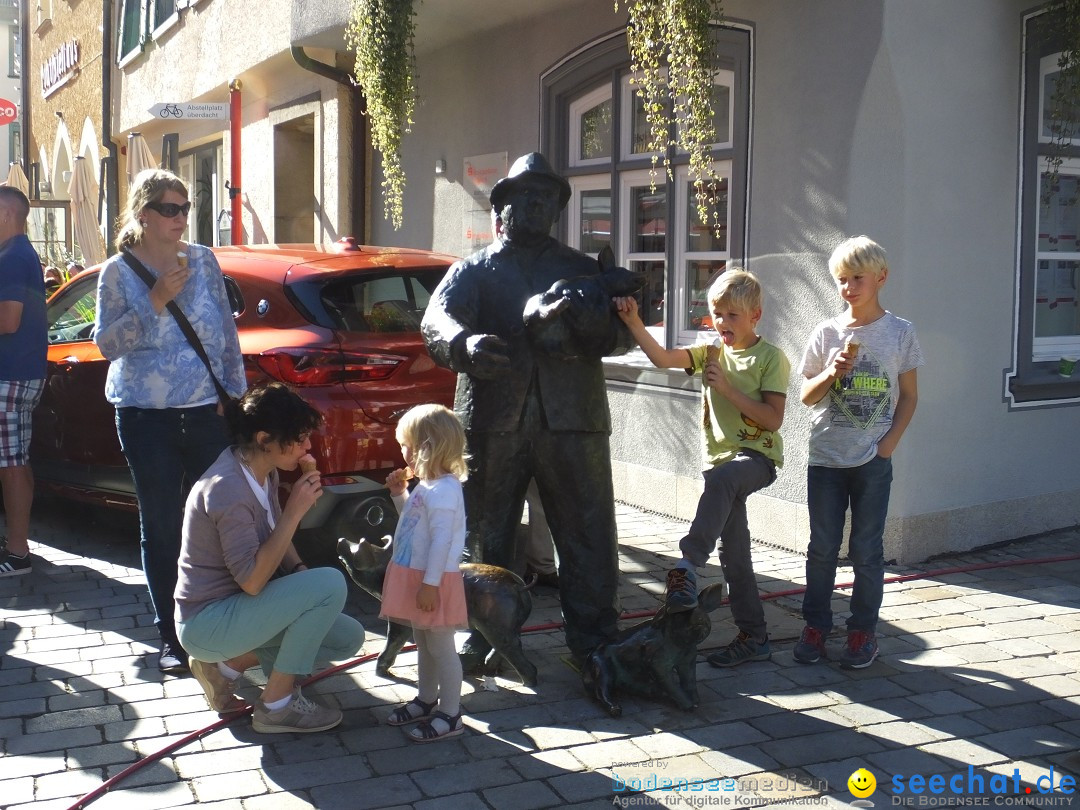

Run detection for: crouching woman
[[175, 382, 365, 733]]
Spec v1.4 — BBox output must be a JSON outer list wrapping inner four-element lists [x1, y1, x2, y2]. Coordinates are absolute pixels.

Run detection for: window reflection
[[581, 99, 612, 161], [632, 186, 667, 253], [686, 177, 728, 253], [580, 189, 611, 254], [632, 260, 666, 327]]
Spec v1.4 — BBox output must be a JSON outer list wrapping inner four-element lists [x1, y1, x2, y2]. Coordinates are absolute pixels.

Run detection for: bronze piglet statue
[[522, 245, 646, 359], [583, 583, 726, 717], [338, 536, 538, 686]]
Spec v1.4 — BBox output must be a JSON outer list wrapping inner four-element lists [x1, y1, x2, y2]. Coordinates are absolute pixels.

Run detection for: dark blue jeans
[[117, 405, 230, 644], [803, 455, 893, 634], [679, 451, 777, 644]]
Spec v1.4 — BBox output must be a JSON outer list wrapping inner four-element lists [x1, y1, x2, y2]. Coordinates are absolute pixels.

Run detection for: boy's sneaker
[[793, 626, 828, 664], [252, 688, 342, 734], [839, 630, 879, 669], [665, 567, 698, 612], [707, 631, 771, 667], [0, 547, 32, 578]]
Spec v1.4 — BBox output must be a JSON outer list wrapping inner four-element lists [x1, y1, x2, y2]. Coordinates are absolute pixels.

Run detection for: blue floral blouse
[[94, 244, 246, 409]]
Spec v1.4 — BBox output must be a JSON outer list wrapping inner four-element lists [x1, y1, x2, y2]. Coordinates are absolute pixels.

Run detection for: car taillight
[[254, 348, 403, 385]]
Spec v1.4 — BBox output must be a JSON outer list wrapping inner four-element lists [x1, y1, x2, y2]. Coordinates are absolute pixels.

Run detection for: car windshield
[[47, 276, 98, 343], [291, 268, 446, 333]]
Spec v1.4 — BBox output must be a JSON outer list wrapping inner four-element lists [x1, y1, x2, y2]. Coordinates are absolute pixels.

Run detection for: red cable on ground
[[63, 551, 1080, 810]]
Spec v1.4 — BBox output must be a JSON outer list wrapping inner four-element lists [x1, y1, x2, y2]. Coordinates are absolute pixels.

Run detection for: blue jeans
[[803, 456, 893, 634], [679, 451, 776, 644], [116, 405, 231, 644], [178, 568, 365, 676]]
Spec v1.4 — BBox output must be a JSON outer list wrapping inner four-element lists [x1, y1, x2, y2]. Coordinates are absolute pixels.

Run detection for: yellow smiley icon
[[848, 768, 877, 798]]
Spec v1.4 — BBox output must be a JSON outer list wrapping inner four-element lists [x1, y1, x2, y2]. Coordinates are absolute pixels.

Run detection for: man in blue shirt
[[0, 187, 47, 577]]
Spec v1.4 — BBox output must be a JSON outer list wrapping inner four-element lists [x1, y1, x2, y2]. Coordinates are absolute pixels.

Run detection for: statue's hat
[[489, 152, 572, 212]]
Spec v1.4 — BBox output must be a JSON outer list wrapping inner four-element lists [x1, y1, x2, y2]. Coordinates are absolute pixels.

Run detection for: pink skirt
[[380, 562, 469, 630]]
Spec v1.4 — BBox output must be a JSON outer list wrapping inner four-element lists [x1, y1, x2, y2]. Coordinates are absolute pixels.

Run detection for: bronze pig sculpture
[[337, 536, 538, 686], [523, 245, 646, 359], [583, 583, 726, 717]]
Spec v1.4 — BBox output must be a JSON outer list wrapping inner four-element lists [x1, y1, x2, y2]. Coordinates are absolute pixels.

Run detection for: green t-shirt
[[686, 338, 790, 469]]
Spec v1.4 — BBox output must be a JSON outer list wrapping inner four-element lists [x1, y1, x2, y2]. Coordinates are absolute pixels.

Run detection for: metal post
[[229, 79, 242, 245]]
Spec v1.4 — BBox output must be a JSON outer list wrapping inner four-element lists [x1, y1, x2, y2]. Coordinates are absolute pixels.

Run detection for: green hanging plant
[[616, 0, 726, 233], [1042, 0, 1080, 206], [347, 0, 418, 230]]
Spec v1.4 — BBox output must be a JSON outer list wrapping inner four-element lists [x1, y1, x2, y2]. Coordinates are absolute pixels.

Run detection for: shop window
[[1009, 8, 1080, 406], [542, 25, 750, 351]]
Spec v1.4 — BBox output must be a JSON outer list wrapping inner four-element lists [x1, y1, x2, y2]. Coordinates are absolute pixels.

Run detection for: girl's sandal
[[408, 710, 464, 743], [387, 697, 437, 726]]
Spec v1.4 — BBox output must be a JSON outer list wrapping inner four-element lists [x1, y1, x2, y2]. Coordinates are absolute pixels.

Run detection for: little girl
[[380, 404, 469, 743]]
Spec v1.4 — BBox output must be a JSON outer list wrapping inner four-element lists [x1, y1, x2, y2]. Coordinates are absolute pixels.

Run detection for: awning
[[126, 132, 158, 186], [68, 156, 105, 265], [5, 162, 29, 194]]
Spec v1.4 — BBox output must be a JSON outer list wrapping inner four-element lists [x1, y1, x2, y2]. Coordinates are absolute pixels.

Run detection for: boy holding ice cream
[[614, 269, 789, 667], [795, 236, 924, 669]]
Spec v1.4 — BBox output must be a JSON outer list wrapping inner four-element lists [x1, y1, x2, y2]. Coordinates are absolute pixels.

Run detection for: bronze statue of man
[[422, 152, 634, 663]]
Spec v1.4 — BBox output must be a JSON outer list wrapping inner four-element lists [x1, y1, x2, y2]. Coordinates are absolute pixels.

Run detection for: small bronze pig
[[523, 245, 646, 358], [583, 583, 725, 717], [338, 536, 538, 686]]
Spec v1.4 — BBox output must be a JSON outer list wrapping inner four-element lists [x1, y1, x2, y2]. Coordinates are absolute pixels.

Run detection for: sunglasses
[[144, 200, 192, 218]]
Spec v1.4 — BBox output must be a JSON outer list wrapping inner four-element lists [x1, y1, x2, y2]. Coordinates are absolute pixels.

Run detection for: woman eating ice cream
[[174, 382, 365, 733]]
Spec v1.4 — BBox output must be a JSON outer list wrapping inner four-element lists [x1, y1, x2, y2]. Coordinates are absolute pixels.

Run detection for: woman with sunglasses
[[95, 168, 245, 675]]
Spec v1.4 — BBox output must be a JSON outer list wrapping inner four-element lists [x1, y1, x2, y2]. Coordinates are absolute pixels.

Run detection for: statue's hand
[[463, 334, 511, 379]]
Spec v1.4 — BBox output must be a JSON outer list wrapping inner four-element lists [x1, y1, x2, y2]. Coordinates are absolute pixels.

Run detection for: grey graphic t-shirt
[[799, 312, 924, 468]]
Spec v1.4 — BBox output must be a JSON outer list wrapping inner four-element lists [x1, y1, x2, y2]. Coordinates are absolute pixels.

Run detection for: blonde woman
[[94, 169, 245, 674]]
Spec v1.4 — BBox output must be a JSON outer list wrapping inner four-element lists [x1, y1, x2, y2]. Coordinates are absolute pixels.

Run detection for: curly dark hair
[[224, 382, 322, 450]]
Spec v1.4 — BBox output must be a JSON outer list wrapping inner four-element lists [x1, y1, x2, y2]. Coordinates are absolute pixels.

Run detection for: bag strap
[[121, 248, 232, 406]]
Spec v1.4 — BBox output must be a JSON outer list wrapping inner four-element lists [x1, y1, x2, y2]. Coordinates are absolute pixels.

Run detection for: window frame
[[569, 83, 613, 168], [116, 0, 146, 67], [150, 0, 180, 39], [542, 24, 751, 357], [1008, 8, 1080, 407]]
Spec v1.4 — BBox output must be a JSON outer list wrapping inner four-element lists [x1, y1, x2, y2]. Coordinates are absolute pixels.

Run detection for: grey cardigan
[[174, 447, 283, 623]]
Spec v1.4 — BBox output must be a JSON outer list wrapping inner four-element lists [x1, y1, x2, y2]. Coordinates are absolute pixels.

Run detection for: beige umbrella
[[126, 132, 158, 186], [68, 156, 105, 265], [5, 162, 29, 194]]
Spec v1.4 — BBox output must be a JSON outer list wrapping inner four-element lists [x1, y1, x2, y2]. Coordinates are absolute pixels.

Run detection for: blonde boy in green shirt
[[614, 269, 790, 666]]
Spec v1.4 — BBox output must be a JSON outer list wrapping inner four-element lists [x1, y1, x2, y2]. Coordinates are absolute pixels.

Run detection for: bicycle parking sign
[[148, 102, 230, 120]]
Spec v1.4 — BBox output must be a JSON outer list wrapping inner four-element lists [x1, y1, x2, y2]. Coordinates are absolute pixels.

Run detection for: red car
[[32, 239, 458, 564]]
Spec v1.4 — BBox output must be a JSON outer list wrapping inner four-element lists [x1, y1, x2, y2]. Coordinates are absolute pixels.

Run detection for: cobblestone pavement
[[2, 497, 1080, 810]]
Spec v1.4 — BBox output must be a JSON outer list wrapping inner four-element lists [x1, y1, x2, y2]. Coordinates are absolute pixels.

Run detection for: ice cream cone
[[176, 251, 188, 270], [705, 343, 721, 363], [845, 340, 860, 357], [298, 454, 318, 475]]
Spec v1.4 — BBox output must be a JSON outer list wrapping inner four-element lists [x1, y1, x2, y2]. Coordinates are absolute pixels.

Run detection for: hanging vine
[[346, 0, 418, 230], [1042, 0, 1080, 205], [616, 0, 726, 233]]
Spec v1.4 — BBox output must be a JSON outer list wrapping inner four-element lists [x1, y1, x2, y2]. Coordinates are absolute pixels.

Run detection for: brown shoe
[[190, 659, 246, 713]]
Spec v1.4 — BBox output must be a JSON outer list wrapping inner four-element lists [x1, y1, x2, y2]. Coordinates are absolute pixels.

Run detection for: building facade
[[296, 0, 1080, 563], [23, 0, 105, 266], [111, 0, 362, 248], [0, 0, 19, 171]]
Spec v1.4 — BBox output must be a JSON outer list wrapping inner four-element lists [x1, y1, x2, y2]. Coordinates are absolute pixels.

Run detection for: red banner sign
[[0, 99, 16, 126]]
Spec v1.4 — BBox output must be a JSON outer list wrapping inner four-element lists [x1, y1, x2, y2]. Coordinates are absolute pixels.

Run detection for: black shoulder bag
[[121, 248, 234, 408]]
